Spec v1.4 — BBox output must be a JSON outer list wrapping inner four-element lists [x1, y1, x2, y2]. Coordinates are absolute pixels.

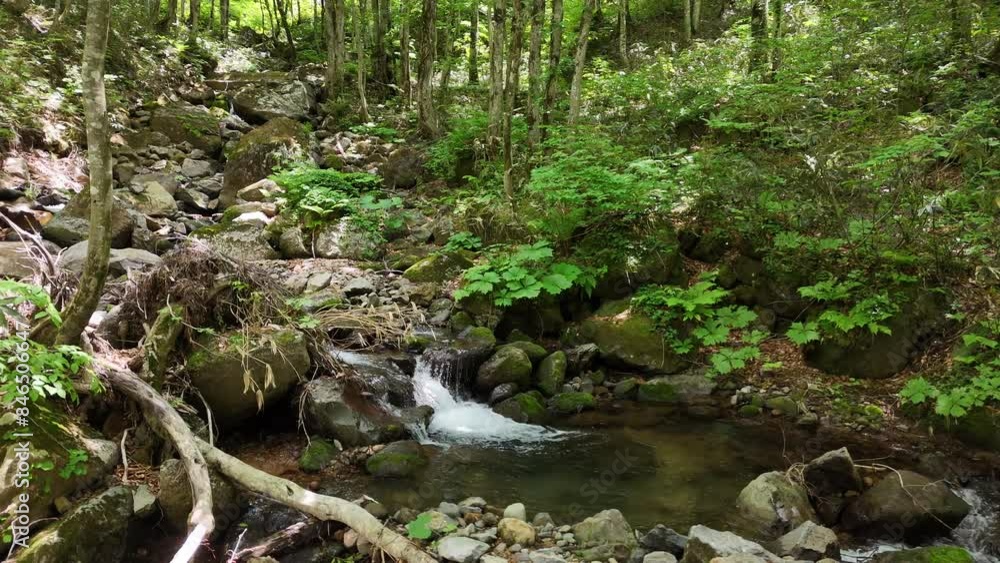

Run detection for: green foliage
[[633, 274, 764, 376], [787, 276, 900, 343], [426, 112, 491, 180], [453, 241, 595, 307], [0, 281, 63, 328], [58, 449, 89, 480], [440, 232, 482, 253], [405, 512, 455, 540], [349, 123, 402, 141]]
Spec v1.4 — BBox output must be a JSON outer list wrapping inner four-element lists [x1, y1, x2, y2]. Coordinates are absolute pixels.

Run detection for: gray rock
[[278, 225, 310, 258], [533, 512, 555, 527], [303, 377, 396, 446], [149, 102, 223, 155], [437, 536, 490, 563], [639, 525, 687, 557], [476, 346, 533, 391], [43, 190, 136, 248], [132, 484, 157, 518], [314, 218, 379, 260], [237, 178, 282, 202], [489, 382, 519, 405], [774, 521, 840, 561], [529, 548, 568, 563], [192, 222, 279, 261], [181, 158, 215, 178], [573, 509, 637, 559], [438, 502, 462, 519], [175, 187, 215, 213], [734, 471, 817, 538], [381, 146, 424, 189], [158, 459, 239, 532], [643, 552, 677, 563], [58, 242, 162, 276], [504, 502, 527, 521], [233, 80, 316, 123], [678, 525, 781, 563], [221, 117, 310, 207], [119, 181, 177, 217], [804, 447, 864, 499], [344, 277, 376, 297], [0, 241, 37, 278]]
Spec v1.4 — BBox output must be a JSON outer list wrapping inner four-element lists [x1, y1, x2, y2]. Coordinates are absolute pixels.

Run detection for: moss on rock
[[221, 117, 311, 207], [535, 351, 567, 396], [403, 252, 473, 283], [494, 391, 549, 424], [299, 439, 339, 473], [365, 441, 429, 478], [550, 391, 597, 414], [872, 547, 973, 563]]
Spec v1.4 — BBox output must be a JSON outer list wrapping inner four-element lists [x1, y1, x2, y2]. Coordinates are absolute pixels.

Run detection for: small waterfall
[[954, 486, 1000, 562], [409, 351, 563, 445]]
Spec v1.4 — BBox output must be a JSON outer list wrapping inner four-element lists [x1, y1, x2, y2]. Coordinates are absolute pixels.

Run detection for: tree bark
[[54, 0, 114, 346], [568, 0, 595, 124], [469, 2, 480, 83], [503, 0, 524, 199], [749, 0, 767, 73], [275, 0, 298, 58], [692, 0, 700, 35], [220, 0, 229, 39], [526, 0, 544, 146], [372, 0, 389, 91], [232, 519, 330, 560], [354, 0, 371, 120], [617, 0, 627, 64], [400, 3, 412, 105], [769, 0, 782, 77], [190, 0, 201, 36], [950, 0, 971, 52], [417, 0, 438, 136], [167, 0, 177, 30], [324, 0, 346, 93], [683, 0, 691, 43], [487, 0, 506, 150], [541, 0, 562, 130], [148, 0, 160, 26]]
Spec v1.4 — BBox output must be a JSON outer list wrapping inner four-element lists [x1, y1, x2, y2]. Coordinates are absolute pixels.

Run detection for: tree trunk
[[769, 0, 782, 77], [683, 0, 691, 43], [148, 0, 160, 26], [469, 2, 480, 83], [526, 0, 544, 146], [568, 0, 595, 124], [190, 0, 200, 36], [275, 0, 297, 58], [324, 0, 346, 92], [487, 0, 506, 149], [542, 0, 562, 130], [417, 0, 438, 136], [220, 0, 229, 39], [400, 4, 412, 105], [950, 0, 971, 52], [503, 0, 524, 199], [208, 0, 214, 31], [372, 0, 389, 91], [440, 11, 458, 93], [54, 0, 114, 345], [166, 0, 177, 30], [354, 0, 371, 120], [749, 0, 767, 73], [617, 0, 627, 64], [692, 0, 700, 35]]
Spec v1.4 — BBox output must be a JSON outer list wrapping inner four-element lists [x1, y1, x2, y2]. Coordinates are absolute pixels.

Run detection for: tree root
[[103, 360, 437, 563]]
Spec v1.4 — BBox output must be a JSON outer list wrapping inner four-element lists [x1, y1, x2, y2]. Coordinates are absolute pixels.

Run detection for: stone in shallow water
[[734, 471, 817, 538], [504, 502, 527, 521]]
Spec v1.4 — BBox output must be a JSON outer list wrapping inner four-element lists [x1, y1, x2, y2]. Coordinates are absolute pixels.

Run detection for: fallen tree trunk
[[231, 519, 331, 561], [198, 440, 438, 563]]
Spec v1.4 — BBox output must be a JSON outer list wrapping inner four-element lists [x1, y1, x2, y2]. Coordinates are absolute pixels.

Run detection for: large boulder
[[569, 299, 686, 374], [42, 189, 136, 248], [734, 471, 817, 538], [365, 440, 429, 478], [17, 486, 133, 563], [186, 326, 311, 426], [476, 346, 533, 391], [233, 80, 316, 123], [573, 509, 637, 559], [499, 517, 536, 545], [802, 447, 863, 524], [149, 102, 224, 155], [118, 182, 177, 217], [158, 458, 240, 532], [637, 373, 716, 404], [58, 242, 161, 275], [639, 525, 687, 558], [494, 391, 549, 424], [314, 217, 381, 260], [302, 377, 400, 447], [871, 547, 974, 563], [221, 117, 311, 207], [381, 146, 424, 189], [841, 470, 970, 541], [404, 252, 473, 283], [590, 218, 685, 301], [192, 221, 280, 261], [773, 521, 839, 561], [678, 525, 781, 563], [804, 291, 947, 379]]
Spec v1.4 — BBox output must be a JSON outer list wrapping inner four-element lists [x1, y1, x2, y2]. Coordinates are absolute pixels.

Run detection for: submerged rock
[[734, 471, 817, 538], [549, 391, 597, 414], [187, 326, 310, 426], [17, 486, 133, 563], [365, 440, 429, 478], [678, 525, 781, 563], [841, 470, 970, 541]]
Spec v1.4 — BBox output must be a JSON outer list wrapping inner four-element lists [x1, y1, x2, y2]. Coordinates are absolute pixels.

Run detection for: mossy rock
[[738, 404, 762, 417], [42, 190, 136, 248], [946, 408, 1000, 452], [298, 439, 339, 473], [765, 396, 800, 416], [221, 117, 311, 207], [403, 252, 473, 283], [149, 101, 223, 155], [365, 440, 429, 478], [612, 378, 638, 398], [871, 547, 973, 563], [550, 391, 597, 414], [476, 346, 532, 391], [455, 326, 497, 352], [588, 217, 686, 301], [494, 391, 550, 424], [499, 341, 548, 363], [535, 351, 567, 397], [17, 486, 133, 563], [192, 221, 280, 261], [637, 379, 679, 404], [569, 299, 686, 374]]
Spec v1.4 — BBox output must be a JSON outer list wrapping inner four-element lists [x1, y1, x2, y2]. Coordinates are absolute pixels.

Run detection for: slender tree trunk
[[354, 0, 371, 120], [683, 0, 691, 43], [469, 2, 480, 83], [440, 12, 458, 93], [418, 0, 439, 136], [55, 0, 114, 345], [950, 0, 971, 53], [324, 0, 346, 92], [692, 0, 700, 35], [148, 0, 160, 26], [275, 0, 297, 58], [526, 0, 544, 146], [769, 0, 782, 77], [617, 0, 627, 64], [190, 0, 200, 36], [179, 0, 186, 26], [542, 0, 562, 130], [221, 0, 229, 39], [749, 0, 767, 73], [568, 0, 595, 124], [208, 0, 214, 31], [487, 0, 506, 149], [167, 0, 177, 30], [503, 0, 524, 199], [400, 4, 412, 105], [263, 0, 277, 41], [372, 0, 389, 91]]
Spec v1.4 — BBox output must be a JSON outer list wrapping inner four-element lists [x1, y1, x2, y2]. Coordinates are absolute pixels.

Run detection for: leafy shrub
[[785, 276, 900, 345]]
